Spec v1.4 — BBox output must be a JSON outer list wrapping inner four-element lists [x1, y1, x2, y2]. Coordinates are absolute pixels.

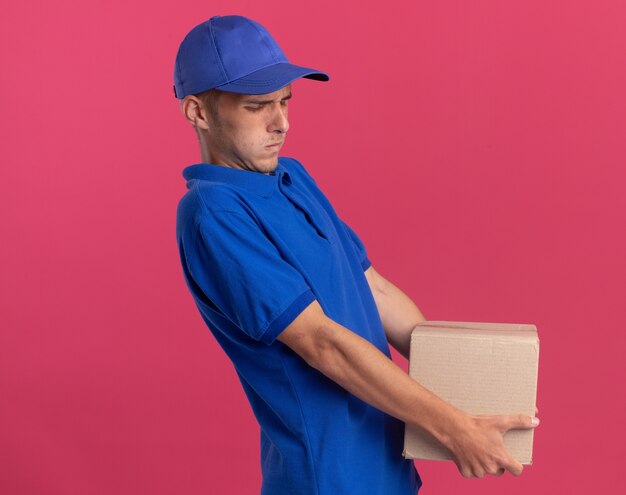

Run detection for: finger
[[453, 458, 472, 479], [485, 464, 501, 477], [460, 467, 473, 479], [502, 414, 540, 431], [486, 464, 505, 477], [501, 455, 524, 476]]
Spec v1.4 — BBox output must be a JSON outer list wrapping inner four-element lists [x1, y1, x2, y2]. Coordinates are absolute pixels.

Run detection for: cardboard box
[[402, 321, 539, 464]]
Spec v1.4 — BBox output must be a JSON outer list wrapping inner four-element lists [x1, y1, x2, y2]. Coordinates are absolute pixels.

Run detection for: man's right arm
[[276, 299, 539, 479]]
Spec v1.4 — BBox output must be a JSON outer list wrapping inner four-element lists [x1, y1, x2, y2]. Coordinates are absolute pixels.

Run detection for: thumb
[[501, 414, 540, 431]]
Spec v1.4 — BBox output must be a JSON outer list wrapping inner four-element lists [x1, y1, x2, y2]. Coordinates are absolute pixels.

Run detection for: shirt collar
[[182, 159, 292, 198]]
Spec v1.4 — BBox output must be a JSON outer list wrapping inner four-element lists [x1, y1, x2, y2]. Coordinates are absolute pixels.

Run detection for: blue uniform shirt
[[176, 156, 422, 495]]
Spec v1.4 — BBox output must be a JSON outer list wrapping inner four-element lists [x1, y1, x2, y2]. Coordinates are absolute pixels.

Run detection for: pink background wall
[[2, 1, 624, 494]]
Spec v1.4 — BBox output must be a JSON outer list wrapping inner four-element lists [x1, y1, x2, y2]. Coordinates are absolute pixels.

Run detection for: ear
[[180, 96, 210, 131]]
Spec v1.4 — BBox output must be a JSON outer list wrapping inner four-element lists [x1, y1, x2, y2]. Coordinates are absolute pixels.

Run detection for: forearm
[[280, 299, 536, 478], [373, 280, 426, 360], [311, 318, 465, 447]]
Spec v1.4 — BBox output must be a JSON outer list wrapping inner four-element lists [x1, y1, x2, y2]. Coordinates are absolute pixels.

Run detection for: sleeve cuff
[[259, 289, 317, 345], [361, 256, 372, 271]]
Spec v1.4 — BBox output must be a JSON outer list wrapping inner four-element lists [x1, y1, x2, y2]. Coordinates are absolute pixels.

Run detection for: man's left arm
[[364, 265, 426, 360]]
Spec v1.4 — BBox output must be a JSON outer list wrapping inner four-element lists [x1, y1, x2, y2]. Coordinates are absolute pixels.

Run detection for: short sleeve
[[339, 218, 372, 271], [186, 210, 316, 345]]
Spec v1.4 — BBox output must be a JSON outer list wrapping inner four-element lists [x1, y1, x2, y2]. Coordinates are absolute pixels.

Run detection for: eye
[[246, 105, 264, 112]]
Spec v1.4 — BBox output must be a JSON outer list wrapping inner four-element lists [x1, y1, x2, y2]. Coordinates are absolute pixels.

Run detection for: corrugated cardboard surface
[[402, 321, 539, 464]]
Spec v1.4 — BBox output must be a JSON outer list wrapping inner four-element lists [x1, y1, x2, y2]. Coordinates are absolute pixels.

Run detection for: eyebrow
[[242, 93, 292, 104]]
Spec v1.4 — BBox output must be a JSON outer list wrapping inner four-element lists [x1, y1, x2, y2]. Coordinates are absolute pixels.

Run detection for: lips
[[266, 142, 283, 147]]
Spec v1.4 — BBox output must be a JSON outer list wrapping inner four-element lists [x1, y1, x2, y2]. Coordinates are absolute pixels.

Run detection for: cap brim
[[214, 62, 330, 95]]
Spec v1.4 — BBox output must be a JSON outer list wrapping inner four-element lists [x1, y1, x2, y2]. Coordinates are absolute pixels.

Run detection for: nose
[[268, 102, 289, 135]]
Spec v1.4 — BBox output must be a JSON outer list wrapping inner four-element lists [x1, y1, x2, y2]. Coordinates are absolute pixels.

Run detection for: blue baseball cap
[[173, 15, 330, 99]]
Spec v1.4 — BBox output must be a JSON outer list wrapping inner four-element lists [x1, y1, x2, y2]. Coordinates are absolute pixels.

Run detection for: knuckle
[[486, 464, 499, 475], [493, 453, 507, 466], [495, 416, 507, 430]]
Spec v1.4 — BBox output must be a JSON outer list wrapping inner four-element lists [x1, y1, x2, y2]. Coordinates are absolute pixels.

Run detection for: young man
[[174, 15, 539, 495]]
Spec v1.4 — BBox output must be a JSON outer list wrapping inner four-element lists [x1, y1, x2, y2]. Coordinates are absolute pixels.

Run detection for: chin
[[248, 157, 277, 175], [262, 156, 279, 170]]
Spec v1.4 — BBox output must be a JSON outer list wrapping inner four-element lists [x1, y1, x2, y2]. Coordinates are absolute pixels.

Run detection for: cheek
[[238, 121, 267, 148], [221, 123, 252, 147], [221, 112, 268, 151]]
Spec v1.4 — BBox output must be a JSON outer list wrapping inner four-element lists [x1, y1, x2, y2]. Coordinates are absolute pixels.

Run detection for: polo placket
[[276, 169, 333, 243]]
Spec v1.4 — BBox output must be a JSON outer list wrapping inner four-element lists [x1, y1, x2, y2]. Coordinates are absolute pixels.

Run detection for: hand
[[444, 413, 540, 479]]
